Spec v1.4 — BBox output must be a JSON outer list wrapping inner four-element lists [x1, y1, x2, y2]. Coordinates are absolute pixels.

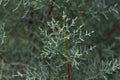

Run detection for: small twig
[[67, 63, 70, 80], [47, 0, 55, 16], [0, 55, 9, 64], [80, 0, 93, 11], [104, 21, 120, 37]]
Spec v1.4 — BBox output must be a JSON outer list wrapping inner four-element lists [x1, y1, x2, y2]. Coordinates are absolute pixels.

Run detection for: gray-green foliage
[[0, 22, 5, 45], [0, 0, 120, 80], [24, 14, 94, 80]]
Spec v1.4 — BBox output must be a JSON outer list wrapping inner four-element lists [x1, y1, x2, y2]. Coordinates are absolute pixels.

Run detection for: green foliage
[[0, 22, 5, 45], [0, 0, 120, 80]]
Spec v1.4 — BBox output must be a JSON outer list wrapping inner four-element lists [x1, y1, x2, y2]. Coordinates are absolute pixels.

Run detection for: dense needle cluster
[[0, 0, 120, 80]]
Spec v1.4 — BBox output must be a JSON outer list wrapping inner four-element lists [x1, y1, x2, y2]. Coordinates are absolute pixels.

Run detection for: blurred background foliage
[[0, 0, 120, 80]]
